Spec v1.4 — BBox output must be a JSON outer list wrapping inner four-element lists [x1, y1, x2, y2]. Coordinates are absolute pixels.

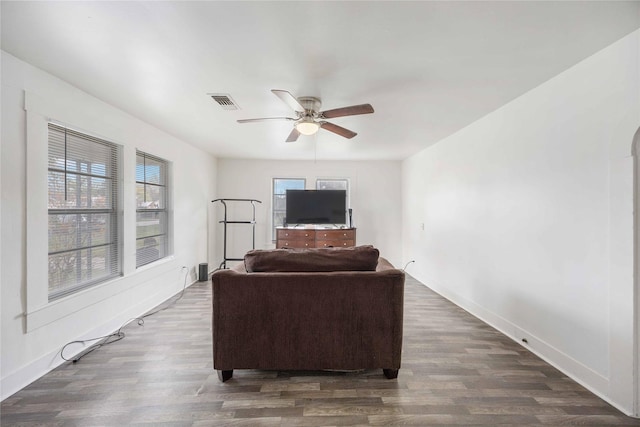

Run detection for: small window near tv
[[272, 178, 305, 240], [317, 179, 349, 214], [316, 178, 348, 192]]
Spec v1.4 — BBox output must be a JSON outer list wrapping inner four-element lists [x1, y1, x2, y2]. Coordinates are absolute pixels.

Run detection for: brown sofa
[[211, 246, 405, 382]]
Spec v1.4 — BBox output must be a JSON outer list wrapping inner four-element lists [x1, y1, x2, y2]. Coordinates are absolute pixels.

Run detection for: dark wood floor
[[2, 275, 639, 426]]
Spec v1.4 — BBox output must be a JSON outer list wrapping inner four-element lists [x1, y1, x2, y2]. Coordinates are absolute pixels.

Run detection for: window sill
[[135, 255, 174, 272], [25, 256, 177, 332]]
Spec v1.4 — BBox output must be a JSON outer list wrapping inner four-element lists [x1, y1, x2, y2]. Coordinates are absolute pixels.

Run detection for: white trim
[[25, 109, 49, 315], [633, 126, 640, 417]]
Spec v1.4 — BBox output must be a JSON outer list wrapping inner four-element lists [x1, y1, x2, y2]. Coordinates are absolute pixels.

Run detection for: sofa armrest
[[376, 257, 397, 272]]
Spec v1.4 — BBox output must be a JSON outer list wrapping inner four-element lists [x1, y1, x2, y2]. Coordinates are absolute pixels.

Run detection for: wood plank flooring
[[2, 275, 639, 426]]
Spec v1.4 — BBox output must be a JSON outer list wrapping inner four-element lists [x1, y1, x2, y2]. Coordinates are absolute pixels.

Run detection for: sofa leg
[[217, 369, 233, 382], [383, 369, 399, 379]]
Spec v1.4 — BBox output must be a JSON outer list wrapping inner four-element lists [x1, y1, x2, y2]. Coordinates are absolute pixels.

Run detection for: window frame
[[26, 95, 180, 333]]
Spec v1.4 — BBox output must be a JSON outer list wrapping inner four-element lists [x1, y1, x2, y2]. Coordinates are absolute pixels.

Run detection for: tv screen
[[286, 190, 346, 225]]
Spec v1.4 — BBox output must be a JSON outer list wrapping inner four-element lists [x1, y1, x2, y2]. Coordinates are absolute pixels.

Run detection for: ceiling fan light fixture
[[295, 117, 320, 135], [237, 90, 373, 142]]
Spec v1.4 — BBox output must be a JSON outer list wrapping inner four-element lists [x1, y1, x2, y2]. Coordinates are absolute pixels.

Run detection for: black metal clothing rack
[[211, 198, 262, 269]]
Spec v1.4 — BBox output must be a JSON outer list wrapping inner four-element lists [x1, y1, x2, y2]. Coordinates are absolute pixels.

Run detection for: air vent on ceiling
[[209, 93, 239, 110]]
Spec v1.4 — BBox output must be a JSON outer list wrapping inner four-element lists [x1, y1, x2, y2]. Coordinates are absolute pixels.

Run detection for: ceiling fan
[[237, 89, 374, 142]]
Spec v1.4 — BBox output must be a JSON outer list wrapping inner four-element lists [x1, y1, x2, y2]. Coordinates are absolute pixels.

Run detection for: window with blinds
[[136, 151, 169, 268], [316, 178, 349, 224], [316, 178, 349, 192], [272, 178, 306, 240], [48, 124, 122, 300]]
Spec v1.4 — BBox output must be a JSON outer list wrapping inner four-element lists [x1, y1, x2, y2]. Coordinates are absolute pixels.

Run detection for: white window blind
[[48, 123, 122, 300], [316, 178, 349, 192], [136, 151, 169, 268]]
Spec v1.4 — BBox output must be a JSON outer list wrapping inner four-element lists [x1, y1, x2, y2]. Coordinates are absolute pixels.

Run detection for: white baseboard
[[1, 280, 198, 401], [419, 279, 634, 416], [1, 347, 66, 402]]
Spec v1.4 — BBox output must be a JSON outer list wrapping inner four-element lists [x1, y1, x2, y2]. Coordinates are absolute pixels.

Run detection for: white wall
[[402, 30, 639, 414], [1, 51, 218, 400], [215, 159, 403, 268]]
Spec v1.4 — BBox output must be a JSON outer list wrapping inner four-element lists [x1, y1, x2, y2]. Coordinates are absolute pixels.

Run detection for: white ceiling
[[2, 1, 639, 161]]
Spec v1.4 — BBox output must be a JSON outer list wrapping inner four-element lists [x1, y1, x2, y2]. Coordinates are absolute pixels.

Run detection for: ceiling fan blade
[[320, 122, 357, 139], [285, 128, 301, 143], [237, 117, 295, 123], [321, 104, 374, 119], [271, 89, 306, 113]]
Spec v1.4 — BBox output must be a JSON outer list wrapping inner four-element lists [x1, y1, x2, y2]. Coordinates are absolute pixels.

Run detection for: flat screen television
[[285, 189, 346, 225]]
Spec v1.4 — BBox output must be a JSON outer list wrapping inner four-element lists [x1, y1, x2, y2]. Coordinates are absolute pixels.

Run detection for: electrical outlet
[[420, 223, 425, 231]]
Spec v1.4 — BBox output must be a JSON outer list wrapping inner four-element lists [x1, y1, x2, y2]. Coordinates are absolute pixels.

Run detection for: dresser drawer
[[316, 230, 354, 240], [316, 240, 355, 248], [277, 240, 315, 249], [277, 229, 315, 241]]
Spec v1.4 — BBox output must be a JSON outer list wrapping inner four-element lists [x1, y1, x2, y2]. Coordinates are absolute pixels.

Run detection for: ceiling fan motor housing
[[294, 97, 322, 135], [297, 97, 322, 117]]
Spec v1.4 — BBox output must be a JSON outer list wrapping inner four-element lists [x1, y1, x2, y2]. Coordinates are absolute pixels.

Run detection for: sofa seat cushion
[[244, 245, 380, 272]]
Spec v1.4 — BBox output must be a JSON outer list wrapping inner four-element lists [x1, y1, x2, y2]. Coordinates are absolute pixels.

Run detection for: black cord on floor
[[60, 266, 190, 363], [402, 260, 415, 272]]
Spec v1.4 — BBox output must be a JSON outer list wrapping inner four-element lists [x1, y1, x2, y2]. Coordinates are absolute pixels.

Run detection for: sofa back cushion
[[244, 245, 379, 273]]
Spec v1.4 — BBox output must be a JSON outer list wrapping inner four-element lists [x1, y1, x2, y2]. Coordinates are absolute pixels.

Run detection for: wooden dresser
[[276, 228, 356, 249]]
